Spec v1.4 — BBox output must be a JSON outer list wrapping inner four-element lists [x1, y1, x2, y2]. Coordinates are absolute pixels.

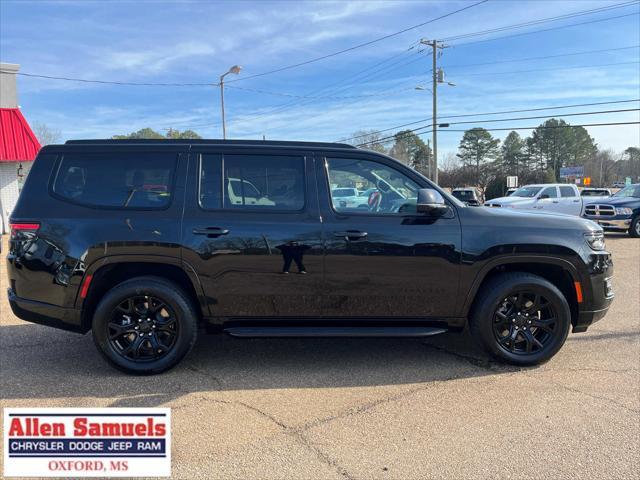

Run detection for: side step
[[224, 326, 447, 338]]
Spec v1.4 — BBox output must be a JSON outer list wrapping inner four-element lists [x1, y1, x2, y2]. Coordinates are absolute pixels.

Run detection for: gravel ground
[[1, 233, 638, 479]]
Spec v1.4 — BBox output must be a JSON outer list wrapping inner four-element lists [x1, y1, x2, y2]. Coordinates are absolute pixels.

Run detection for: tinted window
[[559, 186, 577, 197], [452, 190, 474, 200], [53, 152, 175, 208], [199, 154, 223, 209], [326, 157, 420, 215], [540, 187, 557, 198], [222, 155, 305, 210], [512, 186, 541, 197], [581, 189, 608, 196], [613, 185, 640, 198]]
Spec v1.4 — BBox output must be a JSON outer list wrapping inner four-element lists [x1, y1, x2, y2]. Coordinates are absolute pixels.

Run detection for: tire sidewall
[[630, 216, 640, 238], [473, 275, 571, 366], [92, 279, 197, 374]]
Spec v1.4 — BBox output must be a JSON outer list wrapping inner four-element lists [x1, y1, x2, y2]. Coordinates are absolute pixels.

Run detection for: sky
[[1, 0, 639, 160]]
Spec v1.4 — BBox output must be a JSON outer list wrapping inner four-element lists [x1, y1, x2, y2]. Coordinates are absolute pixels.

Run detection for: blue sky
[[1, 0, 639, 159]]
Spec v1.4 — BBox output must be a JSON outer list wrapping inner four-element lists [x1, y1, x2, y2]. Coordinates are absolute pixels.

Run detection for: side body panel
[[316, 151, 463, 321], [7, 145, 188, 331], [180, 147, 324, 321]]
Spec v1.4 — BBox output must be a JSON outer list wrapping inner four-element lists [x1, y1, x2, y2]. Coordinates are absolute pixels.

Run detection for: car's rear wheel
[[470, 272, 571, 366], [92, 276, 198, 374], [629, 216, 640, 238]]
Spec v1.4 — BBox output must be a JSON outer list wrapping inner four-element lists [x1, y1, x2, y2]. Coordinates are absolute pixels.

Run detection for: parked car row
[[482, 183, 639, 237]]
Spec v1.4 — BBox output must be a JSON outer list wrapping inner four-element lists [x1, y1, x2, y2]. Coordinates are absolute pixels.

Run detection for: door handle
[[334, 230, 368, 241], [552, 200, 559, 203], [573, 199, 581, 202], [193, 227, 230, 237]]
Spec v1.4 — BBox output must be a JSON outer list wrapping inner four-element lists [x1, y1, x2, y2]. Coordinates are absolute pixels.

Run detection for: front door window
[[326, 158, 420, 215]]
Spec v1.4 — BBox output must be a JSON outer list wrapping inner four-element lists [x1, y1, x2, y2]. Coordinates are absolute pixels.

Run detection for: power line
[[452, 60, 640, 77], [442, 45, 640, 69], [429, 121, 640, 134], [0, 70, 214, 86], [450, 11, 640, 48], [442, 0, 638, 42], [339, 99, 640, 142], [221, 0, 488, 84], [357, 121, 640, 146], [225, 84, 416, 100], [356, 109, 640, 145]]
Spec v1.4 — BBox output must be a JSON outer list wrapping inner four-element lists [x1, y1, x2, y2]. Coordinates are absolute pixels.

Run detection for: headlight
[[615, 207, 633, 215], [584, 231, 606, 251]]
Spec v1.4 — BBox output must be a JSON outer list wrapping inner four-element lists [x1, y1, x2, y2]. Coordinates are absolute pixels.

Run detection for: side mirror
[[416, 188, 448, 216], [539, 194, 549, 200]]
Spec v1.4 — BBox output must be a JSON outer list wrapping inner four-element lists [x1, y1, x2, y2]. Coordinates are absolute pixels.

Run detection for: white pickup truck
[[484, 184, 585, 215]]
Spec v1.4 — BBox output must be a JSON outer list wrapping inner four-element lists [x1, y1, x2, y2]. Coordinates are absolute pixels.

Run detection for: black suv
[[7, 140, 614, 374]]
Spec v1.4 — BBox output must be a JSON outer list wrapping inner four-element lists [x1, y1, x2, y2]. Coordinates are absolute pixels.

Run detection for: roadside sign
[[506, 176, 518, 188], [626, 177, 632, 185], [560, 166, 584, 178], [583, 177, 591, 186]]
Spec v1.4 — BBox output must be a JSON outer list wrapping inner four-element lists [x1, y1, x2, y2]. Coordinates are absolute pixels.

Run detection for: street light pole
[[219, 65, 242, 139]]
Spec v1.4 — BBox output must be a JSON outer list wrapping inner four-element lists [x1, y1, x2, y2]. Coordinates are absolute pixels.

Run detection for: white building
[[0, 63, 41, 233]]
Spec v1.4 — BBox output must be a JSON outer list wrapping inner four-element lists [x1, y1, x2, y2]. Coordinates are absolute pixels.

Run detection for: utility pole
[[420, 39, 450, 184], [426, 138, 431, 178]]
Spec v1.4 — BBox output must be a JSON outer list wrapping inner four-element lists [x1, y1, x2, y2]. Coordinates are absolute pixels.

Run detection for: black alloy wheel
[[92, 276, 198, 374], [470, 272, 571, 366], [492, 291, 557, 355], [108, 295, 179, 362]]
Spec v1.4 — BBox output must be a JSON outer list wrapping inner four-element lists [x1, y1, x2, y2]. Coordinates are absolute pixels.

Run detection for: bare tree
[[32, 122, 61, 145]]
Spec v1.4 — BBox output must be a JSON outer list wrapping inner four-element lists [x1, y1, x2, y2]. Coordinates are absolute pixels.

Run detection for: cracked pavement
[[1, 234, 638, 479]]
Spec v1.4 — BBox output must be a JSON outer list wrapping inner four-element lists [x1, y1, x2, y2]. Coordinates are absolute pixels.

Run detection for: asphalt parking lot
[[1, 234, 638, 479]]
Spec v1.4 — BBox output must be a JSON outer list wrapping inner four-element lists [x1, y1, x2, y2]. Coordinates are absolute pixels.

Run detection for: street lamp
[[219, 65, 242, 139]]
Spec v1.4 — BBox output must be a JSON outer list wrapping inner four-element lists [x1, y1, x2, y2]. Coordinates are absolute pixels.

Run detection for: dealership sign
[[560, 166, 584, 177], [3, 408, 171, 477]]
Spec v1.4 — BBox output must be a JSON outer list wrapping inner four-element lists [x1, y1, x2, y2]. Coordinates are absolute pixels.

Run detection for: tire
[[92, 276, 198, 375], [470, 272, 571, 366], [629, 216, 640, 238]]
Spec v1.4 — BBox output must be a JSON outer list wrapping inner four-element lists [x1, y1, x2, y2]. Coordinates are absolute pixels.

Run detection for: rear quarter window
[[52, 152, 177, 209]]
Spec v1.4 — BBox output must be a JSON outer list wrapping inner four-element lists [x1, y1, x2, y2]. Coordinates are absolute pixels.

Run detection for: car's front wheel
[[92, 276, 198, 374], [470, 272, 571, 366], [629, 216, 640, 238]]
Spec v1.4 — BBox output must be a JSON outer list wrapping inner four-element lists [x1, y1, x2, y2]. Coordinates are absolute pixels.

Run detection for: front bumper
[[583, 214, 632, 231], [572, 258, 614, 333], [7, 288, 84, 333]]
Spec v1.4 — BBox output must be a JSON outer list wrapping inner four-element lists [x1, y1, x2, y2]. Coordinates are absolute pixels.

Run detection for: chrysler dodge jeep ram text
[[7, 140, 614, 374]]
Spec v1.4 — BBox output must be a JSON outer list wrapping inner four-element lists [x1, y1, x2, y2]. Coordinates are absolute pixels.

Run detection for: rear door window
[[221, 154, 305, 211], [52, 151, 176, 209], [540, 186, 558, 198], [559, 186, 577, 197]]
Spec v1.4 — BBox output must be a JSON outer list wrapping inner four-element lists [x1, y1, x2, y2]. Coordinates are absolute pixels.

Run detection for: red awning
[[0, 108, 41, 162]]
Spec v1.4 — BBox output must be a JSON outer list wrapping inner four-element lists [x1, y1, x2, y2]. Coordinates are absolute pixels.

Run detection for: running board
[[223, 326, 448, 338]]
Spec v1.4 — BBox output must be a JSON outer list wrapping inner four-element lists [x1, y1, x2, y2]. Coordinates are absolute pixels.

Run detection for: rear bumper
[[7, 288, 85, 334]]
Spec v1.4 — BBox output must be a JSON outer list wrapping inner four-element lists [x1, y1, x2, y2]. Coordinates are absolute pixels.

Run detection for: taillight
[[9, 222, 40, 237]]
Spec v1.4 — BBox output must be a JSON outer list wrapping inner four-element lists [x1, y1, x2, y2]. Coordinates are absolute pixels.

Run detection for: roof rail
[[65, 139, 357, 149]]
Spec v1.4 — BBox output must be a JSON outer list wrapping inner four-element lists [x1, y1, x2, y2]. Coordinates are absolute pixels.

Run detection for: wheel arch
[[463, 256, 581, 329], [77, 256, 207, 332]]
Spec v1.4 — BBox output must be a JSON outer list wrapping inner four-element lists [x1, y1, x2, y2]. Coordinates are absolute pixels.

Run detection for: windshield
[[581, 190, 609, 196], [613, 185, 640, 198], [332, 188, 356, 197], [452, 190, 474, 200], [511, 186, 542, 197]]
